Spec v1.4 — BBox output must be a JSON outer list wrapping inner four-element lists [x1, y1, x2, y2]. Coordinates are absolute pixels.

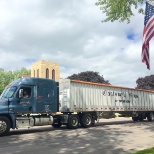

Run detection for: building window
[[52, 69, 55, 80], [46, 68, 49, 78], [37, 69, 39, 77]]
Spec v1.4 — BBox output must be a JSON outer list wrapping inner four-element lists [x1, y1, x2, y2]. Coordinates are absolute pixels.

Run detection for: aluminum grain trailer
[[59, 79, 154, 128]]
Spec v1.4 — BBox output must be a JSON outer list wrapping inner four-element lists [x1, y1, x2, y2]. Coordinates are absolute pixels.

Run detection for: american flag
[[142, 1, 154, 70]]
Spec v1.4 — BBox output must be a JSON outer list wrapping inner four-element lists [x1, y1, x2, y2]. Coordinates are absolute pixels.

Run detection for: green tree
[[136, 75, 154, 90], [67, 71, 110, 84], [4, 71, 13, 86], [13, 67, 31, 80], [0, 67, 31, 94], [95, 0, 151, 23], [0, 69, 6, 94]]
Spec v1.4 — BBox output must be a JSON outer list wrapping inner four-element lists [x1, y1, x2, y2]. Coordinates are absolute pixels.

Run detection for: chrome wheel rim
[[0, 120, 7, 133], [85, 116, 91, 125], [72, 117, 78, 126]]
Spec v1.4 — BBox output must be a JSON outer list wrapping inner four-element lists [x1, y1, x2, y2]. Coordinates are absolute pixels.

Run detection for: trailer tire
[[0, 116, 11, 136], [147, 112, 154, 121], [67, 115, 79, 129], [80, 114, 92, 128]]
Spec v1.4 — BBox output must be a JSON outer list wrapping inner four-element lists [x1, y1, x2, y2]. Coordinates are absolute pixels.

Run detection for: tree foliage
[[95, 0, 150, 23], [0, 67, 31, 94], [67, 71, 110, 84], [13, 67, 31, 80], [136, 75, 154, 90]]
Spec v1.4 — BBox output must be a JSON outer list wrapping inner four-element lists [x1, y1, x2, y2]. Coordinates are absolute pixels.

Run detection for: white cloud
[[0, 0, 153, 88]]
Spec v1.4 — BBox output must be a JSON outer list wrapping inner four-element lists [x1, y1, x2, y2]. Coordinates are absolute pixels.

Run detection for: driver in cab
[[23, 90, 30, 98]]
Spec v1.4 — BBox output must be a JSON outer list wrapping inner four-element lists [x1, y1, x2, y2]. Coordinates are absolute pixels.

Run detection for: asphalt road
[[0, 117, 154, 154]]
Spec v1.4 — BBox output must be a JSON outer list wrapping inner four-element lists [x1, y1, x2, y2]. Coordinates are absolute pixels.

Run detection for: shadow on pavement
[[0, 119, 154, 154]]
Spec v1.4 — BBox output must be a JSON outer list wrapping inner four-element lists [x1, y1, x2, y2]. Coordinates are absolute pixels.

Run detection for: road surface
[[0, 117, 154, 154]]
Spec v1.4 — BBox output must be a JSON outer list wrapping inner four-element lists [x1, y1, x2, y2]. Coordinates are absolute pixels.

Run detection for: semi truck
[[0, 77, 154, 136]]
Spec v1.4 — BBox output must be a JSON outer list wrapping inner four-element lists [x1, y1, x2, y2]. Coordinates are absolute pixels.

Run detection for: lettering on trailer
[[103, 90, 126, 97], [115, 100, 130, 103], [102, 90, 139, 103], [102, 90, 138, 98]]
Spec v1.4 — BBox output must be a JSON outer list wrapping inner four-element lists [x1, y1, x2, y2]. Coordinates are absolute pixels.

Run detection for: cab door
[[12, 86, 35, 113]]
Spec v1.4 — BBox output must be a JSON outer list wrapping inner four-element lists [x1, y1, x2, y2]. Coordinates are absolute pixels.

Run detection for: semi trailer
[[0, 77, 154, 136]]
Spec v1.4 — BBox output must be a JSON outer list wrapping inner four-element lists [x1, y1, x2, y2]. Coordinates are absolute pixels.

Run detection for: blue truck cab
[[0, 78, 59, 136]]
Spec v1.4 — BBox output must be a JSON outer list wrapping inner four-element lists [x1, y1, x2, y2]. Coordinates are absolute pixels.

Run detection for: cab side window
[[17, 87, 31, 98]]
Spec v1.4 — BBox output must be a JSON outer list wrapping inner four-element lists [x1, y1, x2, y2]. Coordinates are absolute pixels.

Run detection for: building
[[31, 60, 60, 81]]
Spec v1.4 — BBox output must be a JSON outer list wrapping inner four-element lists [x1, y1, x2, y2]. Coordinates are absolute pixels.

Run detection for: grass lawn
[[132, 147, 154, 154]]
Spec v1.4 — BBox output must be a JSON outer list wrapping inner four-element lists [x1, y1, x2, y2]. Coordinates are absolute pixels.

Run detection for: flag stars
[[144, 2, 154, 25]]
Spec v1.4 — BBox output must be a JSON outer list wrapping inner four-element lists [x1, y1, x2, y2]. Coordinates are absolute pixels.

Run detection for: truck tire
[[67, 115, 79, 129], [80, 114, 92, 128], [0, 116, 11, 136], [147, 112, 154, 121]]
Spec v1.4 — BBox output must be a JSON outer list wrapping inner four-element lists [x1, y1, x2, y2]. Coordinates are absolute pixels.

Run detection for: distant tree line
[[0, 67, 31, 94]]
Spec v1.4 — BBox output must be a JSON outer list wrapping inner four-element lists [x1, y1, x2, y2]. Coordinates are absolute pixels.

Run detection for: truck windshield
[[1, 86, 17, 98]]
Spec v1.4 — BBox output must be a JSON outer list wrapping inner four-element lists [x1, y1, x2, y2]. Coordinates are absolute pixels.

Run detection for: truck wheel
[[52, 123, 62, 128], [67, 115, 79, 129], [147, 112, 154, 121], [0, 116, 11, 136], [80, 114, 92, 128]]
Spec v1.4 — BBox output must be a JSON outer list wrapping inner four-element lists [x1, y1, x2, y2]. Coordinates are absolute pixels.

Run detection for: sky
[[0, 0, 154, 88]]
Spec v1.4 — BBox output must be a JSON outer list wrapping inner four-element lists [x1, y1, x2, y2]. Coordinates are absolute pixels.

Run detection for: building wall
[[31, 60, 60, 81]]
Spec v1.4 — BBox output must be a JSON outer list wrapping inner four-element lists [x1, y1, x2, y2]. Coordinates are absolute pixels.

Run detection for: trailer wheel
[[147, 112, 154, 121], [80, 114, 92, 128], [0, 116, 11, 136], [67, 115, 79, 129]]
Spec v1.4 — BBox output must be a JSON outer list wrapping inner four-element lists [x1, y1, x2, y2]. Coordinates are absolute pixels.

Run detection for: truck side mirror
[[19, 89, 23, 98]]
